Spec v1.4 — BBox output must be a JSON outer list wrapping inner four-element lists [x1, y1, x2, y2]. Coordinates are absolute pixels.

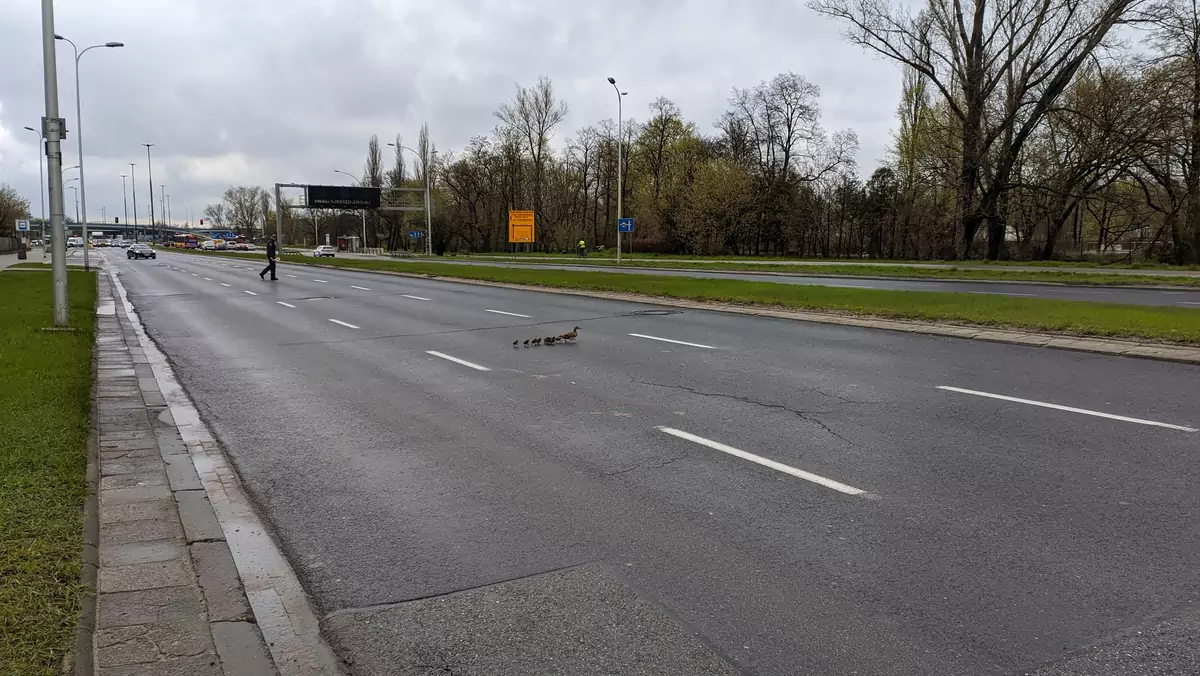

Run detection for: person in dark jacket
[[260, 237, 278, 280]]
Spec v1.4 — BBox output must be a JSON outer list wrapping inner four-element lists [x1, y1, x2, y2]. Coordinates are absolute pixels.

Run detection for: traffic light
[[200, 218, 204, 225], [114, 217, 119, 224]]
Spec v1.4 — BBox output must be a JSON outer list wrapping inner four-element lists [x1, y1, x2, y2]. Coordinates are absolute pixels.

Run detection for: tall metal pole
[[129, 163, 138, 241], [160, 185, 166, 236], [143, 143, 155, 241], [120, 174, 129, 230], [56, 38, 123, 268], [69, 41, 88, 270], [41, 1, 68, 325], [608, 77, 625, 264], [70, 186, 79, 224], [24, 126, 47, 257], [165, 193, 172, 230]]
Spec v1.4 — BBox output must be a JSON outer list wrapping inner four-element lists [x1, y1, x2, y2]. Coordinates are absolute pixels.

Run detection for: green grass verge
[[465, 250, 1200, 271], [458, 257, 1200, 286], [0, 270, 96, 675], [175, 249, 1200, 344]]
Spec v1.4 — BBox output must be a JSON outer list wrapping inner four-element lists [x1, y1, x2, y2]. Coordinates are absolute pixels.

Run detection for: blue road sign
[[617, 217, 634, 233], [16, 219, 30, 231], [409, 230, 424, 239]]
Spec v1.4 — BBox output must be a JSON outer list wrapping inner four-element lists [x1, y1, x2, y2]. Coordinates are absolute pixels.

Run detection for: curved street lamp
[[607, 77, 628, 262], [56, 34, 123, 270]]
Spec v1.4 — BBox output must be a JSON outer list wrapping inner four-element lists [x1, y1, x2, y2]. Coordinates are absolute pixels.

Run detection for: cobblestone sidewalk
[[89, 274, 277, 675]]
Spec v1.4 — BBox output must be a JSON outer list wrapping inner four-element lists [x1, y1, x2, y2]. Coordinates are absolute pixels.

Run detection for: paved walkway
[[91, 273, 277, 675]]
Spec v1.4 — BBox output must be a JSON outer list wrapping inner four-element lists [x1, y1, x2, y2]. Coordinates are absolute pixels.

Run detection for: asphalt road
[[103, 248, 1200, 675], [334, 253, 1200, 308]]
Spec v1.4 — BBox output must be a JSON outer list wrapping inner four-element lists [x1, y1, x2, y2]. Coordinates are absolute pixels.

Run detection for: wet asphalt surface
[[335, 254, 1200, 308], [104, 249, 1200, 675]]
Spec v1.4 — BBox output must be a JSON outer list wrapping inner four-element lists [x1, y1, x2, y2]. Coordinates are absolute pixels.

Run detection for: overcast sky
[[0, 0, 901, 227]]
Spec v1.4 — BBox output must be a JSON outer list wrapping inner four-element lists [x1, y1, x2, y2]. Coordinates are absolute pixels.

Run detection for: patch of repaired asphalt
[[321, 563, 741, 675]]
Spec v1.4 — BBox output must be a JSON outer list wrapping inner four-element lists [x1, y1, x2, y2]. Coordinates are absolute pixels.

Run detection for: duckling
[[544, 336, 557, 345], [560, 326, 581, 341], [523, 339, 531, 347], [513, 340, 519, 348], [532, 338, 541, 346]]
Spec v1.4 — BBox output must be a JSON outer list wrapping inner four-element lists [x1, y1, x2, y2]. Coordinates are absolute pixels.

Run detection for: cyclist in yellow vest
[[577, 239, 586, 258]]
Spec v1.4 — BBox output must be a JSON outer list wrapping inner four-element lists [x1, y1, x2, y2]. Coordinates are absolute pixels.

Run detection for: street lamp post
[[68, 185, 79, 224], [120, 173, 129, 232], [143, 143, 155, 241], [334, 169, 368, 252], [165, 193, 172, 230], [24, 126, 47, 256], [386, 141, 433, 255], [56, 34, 123, 271], [129, 163, 139, 241], [607, 77, 627, 264], [160, 185, 166, 235]]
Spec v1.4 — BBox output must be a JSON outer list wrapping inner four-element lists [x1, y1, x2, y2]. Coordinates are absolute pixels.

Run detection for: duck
[[559, 326, 580, 341]]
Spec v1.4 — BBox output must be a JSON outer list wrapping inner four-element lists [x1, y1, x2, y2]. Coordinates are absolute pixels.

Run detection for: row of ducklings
[[514, 326, 580, 347]]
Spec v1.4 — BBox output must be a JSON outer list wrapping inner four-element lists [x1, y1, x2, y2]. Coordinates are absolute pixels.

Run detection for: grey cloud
[[0, 0, 898, 226]]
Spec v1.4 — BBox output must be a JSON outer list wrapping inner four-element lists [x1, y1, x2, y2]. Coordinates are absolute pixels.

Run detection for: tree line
[[203, 0, 1200, 263]]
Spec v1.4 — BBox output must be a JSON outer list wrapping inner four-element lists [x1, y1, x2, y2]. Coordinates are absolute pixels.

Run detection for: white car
[[313, 245, 336, 258], [201, 240, 217, 250]]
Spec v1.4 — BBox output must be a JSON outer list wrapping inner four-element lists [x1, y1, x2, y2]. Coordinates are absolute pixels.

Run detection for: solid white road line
[[402, 294, 431, 301], [350, 285, 371, 291], [220, 283, 231, 287], [936, 386, 1197, 432], [485, 309, 531, 318], [277, 301, 296, 308], [243, 290, 258, 296], [328, 319, 360, 329], [629, 333, 716, 349], [426, 350, 490, 372], [313, 279, 328, 284], [656, 427, 867, 496], [1181, 301, 1200, 306]]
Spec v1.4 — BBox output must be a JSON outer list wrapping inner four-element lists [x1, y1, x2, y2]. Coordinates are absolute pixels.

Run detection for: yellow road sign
[[508, 210, 535, 243]]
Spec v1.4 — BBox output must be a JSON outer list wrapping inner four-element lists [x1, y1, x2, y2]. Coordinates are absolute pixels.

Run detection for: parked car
[[127, 243, 156, 260], [313, 245, 336, 258], [202, 239, 217, 250], [245, 243, 257, 251]]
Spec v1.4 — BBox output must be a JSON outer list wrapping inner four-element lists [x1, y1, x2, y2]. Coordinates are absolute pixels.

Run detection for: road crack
[[636, 380, 863, 447], [602, 452, 689, 477]]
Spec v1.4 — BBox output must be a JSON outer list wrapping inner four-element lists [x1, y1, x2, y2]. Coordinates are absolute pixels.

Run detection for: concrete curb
[[176, 251, 1200, 365]]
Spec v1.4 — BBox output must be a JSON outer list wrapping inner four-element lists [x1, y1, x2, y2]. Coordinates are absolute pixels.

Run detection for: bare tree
[[810, 0, 1145, 258], [495, 76, 569, 218]]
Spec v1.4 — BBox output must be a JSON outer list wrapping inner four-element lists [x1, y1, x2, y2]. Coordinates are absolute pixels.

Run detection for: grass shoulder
[[0, 269, 96, 675]]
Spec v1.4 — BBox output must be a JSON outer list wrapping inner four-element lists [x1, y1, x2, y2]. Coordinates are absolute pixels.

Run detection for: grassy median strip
[[457, 257, 1200, 287], [174, 249, 1200, 344], [0, 270, 96, 675], [466, 250, 1200, 271]]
